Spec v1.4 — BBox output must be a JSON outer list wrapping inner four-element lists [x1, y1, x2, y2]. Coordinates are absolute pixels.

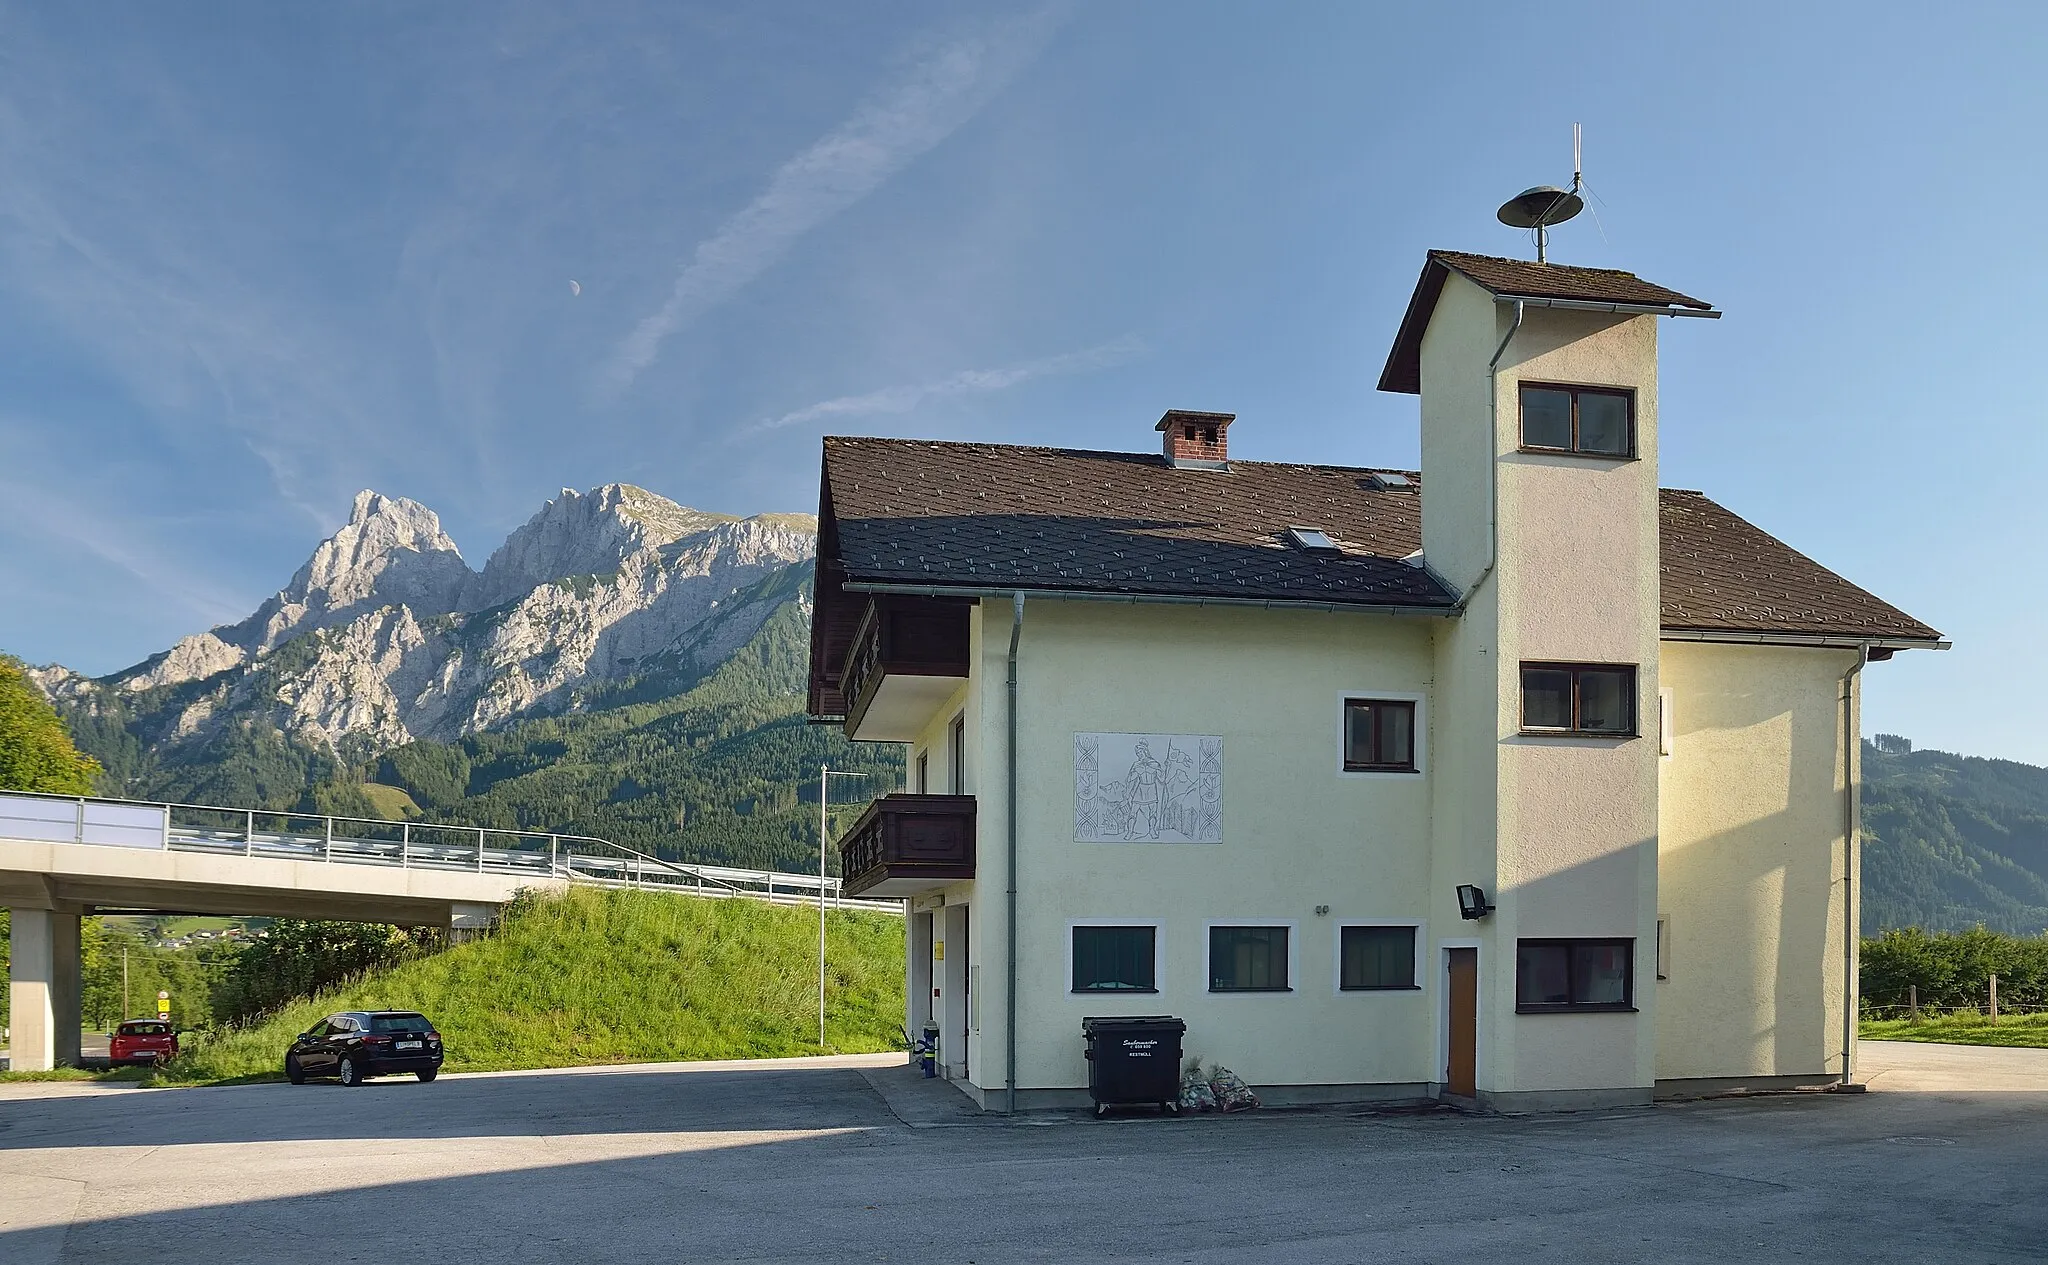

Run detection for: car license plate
[[396, 1040, 423, 1051]]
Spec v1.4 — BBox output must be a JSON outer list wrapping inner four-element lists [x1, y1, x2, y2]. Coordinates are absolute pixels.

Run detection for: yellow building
[[806, 250, 1943, 1111]]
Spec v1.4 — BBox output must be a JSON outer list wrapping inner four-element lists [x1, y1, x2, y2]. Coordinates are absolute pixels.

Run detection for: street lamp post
[[818, 766, 869, 1049]]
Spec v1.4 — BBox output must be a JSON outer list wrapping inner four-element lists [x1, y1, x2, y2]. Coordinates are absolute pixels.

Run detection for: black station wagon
[[285, 1010, 444, 1086]]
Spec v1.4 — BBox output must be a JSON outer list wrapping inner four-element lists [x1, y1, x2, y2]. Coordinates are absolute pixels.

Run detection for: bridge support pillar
[[449, 902, 497, 943], [8, 907, 82, 1071]]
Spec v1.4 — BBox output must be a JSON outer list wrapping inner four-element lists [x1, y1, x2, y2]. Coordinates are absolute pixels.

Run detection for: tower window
[[1519, 383, 1635, 458], [1521, 663, 1637, 737]]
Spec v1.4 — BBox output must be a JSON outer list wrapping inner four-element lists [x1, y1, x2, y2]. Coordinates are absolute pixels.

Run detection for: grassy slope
[[171, 887, 906, 1082], [358, 782, 422, 819]]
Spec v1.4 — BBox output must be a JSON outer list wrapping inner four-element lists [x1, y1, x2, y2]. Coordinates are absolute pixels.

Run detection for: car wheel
[[285, 1053, 306, 1085], [338, 1056, 362, 1086], [416, 1068, 438, 1083]]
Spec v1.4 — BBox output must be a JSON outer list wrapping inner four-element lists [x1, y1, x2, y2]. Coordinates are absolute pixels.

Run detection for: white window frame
[[1336, 689, 1428, 779], [1204, 919, 1300, 994], [1655, 917, 1671, 981], [1066, 918, 1166, 997], [1332, 919, 1427, 996], [1659, 687, 1675, 759]]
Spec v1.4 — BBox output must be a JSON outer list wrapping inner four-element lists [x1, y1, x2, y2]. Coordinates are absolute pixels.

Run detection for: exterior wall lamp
[[1456, 884, 1496, 920]]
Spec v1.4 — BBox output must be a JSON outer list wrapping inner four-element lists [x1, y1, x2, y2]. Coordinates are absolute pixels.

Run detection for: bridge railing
[[0, 790, 901, 914]]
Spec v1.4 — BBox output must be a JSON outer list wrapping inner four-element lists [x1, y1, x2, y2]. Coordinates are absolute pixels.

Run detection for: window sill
[[1340, 984, 1423, 992], [1071, 987, 1159, 995], [1208, 986, 1294, 994], [1515, 1004, 1639, 1015], [1342, 764, 1419, 775], [1516, 446, 1640, 462], [1517, 729, 1640, 741]]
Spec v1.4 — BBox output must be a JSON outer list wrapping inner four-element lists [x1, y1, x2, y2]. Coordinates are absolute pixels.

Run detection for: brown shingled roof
[[1659, 490, 1940, 642], [1378, 250, 1715, 394], [812, 435, 1939, 644], [818, 436, 1451, 608], [1432, 251, 1712, 311]]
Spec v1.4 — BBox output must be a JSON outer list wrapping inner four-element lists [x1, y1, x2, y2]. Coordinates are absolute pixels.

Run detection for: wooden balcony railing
[[840, 597, 970, 741], [839, 794, 976, 898]]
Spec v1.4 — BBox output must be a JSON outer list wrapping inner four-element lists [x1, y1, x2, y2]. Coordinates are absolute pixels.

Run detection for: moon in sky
[[568, 279, 581, 297]]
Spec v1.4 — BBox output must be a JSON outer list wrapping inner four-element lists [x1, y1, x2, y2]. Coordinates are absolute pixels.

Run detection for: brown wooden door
[[1446, 948, 1477, 1097]]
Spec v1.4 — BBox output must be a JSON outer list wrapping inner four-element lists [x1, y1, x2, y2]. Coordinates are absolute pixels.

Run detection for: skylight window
[[1368, 472, 1413, 490], [1288, 527, 1339, 552]]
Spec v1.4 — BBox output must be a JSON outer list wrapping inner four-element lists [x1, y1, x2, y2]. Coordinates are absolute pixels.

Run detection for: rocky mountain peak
[[467, 483, 739, 610], [224, 490, 473, 653], [42, 481, 820, 753]]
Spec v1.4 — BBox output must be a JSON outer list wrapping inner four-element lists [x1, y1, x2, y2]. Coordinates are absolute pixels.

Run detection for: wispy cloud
[[596, 8, 1064, 399], [0, 38, 408, 528], [0, 470, 253, 631], [751, 336, 1143, 433]]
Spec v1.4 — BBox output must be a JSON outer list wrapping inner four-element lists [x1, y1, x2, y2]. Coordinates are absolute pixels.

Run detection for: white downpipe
[[1462, 299, 1524, 607], [1840, 641, 1871, 1086], [1005, 591, 1025, 1115]]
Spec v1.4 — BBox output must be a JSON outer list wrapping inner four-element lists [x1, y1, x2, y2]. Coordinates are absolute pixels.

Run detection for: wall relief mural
[[1073, 732, 1223, 843]]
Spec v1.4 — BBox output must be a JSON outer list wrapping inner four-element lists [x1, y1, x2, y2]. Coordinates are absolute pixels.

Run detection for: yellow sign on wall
[[933, 941, 944, 961]]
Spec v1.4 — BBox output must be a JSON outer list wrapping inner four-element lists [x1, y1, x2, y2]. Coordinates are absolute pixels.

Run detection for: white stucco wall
[[1655, 640, 1856, 1084], [1419, 274, 1664, 1102], [945, 599, 1448, 1094], [1418, 276, 1507, 1093], [1496, 307, 1663, 1097]]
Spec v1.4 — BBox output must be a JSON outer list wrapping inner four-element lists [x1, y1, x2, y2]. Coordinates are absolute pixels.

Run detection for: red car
[[109, 1020, 179, 1066]]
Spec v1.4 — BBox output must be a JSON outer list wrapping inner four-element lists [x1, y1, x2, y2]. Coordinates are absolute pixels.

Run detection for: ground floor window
[[1339, 925, 1417, 989], [1209, 925, 1290, 992], [1515, 939, 1634, 1012], [1071, 925, 1157, 993]]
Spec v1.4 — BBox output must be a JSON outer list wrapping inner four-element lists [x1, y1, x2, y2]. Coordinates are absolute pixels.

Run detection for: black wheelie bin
[[1082, 1015, 1186, 1116]]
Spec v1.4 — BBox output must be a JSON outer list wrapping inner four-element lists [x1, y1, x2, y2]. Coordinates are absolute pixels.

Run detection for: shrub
[[1861, 927, 2048, 1010]]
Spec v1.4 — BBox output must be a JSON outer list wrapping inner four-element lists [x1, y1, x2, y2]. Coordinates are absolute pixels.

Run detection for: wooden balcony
[[838, 794, 976, 898], [841, 596, 971, 742]]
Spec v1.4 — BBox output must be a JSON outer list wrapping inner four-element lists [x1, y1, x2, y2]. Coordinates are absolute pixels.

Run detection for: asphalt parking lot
[[2, 1042, 2044, 1264]]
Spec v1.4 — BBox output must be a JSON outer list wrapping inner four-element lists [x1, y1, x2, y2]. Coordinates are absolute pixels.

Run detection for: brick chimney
[[1157, 409, 1235, 469]]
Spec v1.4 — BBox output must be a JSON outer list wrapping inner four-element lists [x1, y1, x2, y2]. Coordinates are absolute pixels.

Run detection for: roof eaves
[[1658, 627, 1950, 652], [1375, 256, 1450, 396], [842, 577, 1462, 616]]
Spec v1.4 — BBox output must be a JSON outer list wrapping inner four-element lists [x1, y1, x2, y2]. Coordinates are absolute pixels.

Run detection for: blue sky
[[0, 3, 2041, 762]]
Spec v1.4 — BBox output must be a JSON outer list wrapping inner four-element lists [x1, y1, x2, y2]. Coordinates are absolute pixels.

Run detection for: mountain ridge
[[33, 482, 820, 768]]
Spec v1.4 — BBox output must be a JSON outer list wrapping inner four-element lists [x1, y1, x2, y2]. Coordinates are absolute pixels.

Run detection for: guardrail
[[0, 790, 902, 914]]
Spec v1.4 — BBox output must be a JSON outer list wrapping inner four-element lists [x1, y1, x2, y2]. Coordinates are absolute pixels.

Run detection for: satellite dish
[[1496, 125, 1587, 263], [1496, 186, 1583, 230]]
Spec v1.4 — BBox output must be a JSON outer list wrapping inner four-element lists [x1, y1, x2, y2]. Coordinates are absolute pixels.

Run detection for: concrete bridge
[[1, 791, 891, 1071]]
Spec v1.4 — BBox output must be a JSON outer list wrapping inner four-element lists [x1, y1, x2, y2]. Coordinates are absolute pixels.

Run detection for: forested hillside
[[370, 577, 900, 872], [1863, 740, 2048, 935]]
